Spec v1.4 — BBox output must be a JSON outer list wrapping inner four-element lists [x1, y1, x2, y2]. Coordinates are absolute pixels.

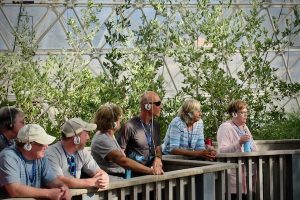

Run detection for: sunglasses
[[150, 101, 162, 106], [67, 155, 76, 177]]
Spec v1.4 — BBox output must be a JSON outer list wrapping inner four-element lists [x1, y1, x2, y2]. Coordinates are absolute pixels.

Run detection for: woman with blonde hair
[[162, 99, 216, 160]]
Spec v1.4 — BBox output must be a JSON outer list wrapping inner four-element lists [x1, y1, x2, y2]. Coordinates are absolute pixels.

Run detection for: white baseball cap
[[17, 124, 56, 145], [61, 118, 97, 137]]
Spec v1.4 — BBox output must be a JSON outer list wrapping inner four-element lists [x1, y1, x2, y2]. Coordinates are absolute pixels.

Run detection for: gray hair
[[177, 99, 201, 123]]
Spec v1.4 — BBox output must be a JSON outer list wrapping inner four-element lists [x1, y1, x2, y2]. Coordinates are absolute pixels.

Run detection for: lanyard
[[232, 121, 247, 136], [15, 148, 36, 186], [187, 127, 193, 149], [140, 119, 153, 151], [61, 143, 77, 177], [25, 160, 36, 185]]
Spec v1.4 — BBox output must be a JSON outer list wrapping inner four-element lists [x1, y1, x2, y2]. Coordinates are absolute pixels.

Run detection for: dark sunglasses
[[67, 155, 76, 177], [150, 101, 162, 106]]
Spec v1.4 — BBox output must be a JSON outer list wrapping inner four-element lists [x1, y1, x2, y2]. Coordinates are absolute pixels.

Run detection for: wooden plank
[[219, 171, 226, 200], [279, 156, 284, 200], [107, 190, 113, 200], [187, 175, 196, 200], [176, 178, 185, 200], [142, 184, 150, 200], [258, 157, 263, 200], [269, 157, 274, 200], [155, 181, 162, 200], [237, 158, 243, 200], [247, 157, 253, 200], [164, 179, 173, 200], [131, 186, 138, 200], [227, 159, 232, 200], [119, 188, 126, 200]]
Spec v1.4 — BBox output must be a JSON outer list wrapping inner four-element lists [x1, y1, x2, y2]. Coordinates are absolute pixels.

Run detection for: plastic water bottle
[[243, 141, 251, 152], [125, 169, 131, 179]]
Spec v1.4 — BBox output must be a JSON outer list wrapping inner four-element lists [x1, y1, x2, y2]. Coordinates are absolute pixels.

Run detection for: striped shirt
[[162, 116, 205, 155]]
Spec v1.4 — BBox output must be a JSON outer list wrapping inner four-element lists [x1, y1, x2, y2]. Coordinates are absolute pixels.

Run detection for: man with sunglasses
[[118, 91, 164, 177], [45, 118, 109, 189], [0, 124, 71, 199]]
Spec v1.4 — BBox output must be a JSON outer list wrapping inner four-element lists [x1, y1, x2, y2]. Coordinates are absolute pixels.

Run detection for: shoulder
[[92, 134, 110, 149], [78, 148, 92, 158], [126, 116, 140, 127], [47, 142, 61, 150], [217, 121, 234, 136], [37, 157, 49, 166], [0, 147, 19, 159], [122, 116, 142, 133], [218, 121, 232, 129], [196, 119, 204, 126], [92, 132, 106, 142], [0, 148, 23, 167], [170, 117, 185, 129], [46, 142, 63, 155]]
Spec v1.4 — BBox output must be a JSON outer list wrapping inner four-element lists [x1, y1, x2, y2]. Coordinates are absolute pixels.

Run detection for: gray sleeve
[[0, 152, 22, 186], [91, 134, 118, 160], [45, 148, 64, 177], [81, 150, 100, 177]]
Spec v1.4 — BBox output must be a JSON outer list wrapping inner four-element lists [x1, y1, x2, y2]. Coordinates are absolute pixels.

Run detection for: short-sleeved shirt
[[91, 132, 125, 174], [117, 116, 160, 166], [0, 146, 56, 198], [45, 141, 100, 178], [162, 116, 205, 155], [0, 133, 15, 152]]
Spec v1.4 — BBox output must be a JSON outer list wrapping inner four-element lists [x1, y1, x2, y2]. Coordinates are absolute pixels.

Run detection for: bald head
[[140, 91, 159, 107], [139, 91, 162, 119]]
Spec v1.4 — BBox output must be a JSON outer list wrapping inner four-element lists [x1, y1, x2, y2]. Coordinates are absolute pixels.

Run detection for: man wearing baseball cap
[[0, 124, 71, 199], [46, 118, 109, 189]]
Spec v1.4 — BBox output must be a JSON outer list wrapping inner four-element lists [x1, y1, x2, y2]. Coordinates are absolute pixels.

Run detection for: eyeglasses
[[238, 111, 248, 116], [150, 101, 162, 106], [67, 155, 76, 177]]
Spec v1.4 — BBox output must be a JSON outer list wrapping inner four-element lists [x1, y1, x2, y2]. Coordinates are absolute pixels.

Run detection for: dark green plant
[[257, 112, 300, 139]]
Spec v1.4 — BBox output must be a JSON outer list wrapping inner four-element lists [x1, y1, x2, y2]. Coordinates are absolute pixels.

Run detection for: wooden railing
[[217, 149, 300, 200], [5, 141, 300, 200], [71, 158, 236, 200]]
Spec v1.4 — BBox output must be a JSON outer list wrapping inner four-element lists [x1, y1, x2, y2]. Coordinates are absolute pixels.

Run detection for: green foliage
[[0, 0, 299, 141], [257, 112, 300, 139]]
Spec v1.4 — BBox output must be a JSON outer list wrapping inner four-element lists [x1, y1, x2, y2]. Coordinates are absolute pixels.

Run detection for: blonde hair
[[177, 99, 201, 123]]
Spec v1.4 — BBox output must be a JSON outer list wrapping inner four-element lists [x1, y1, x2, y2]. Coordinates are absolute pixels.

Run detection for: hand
[[198, 149, 216, 161], [206, 145, 215, 151], [239, 134, 251, 145], [152, 157, 164, 175], [94, 170, 109, 189], [59, 185, 71, 200], [48, 187, 70, 200]]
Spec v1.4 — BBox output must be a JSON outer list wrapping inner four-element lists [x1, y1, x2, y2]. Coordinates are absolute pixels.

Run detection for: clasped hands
[[202, 146, 217, 161], [93, 170, 109, 189], [151, 157, 164, 175]]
